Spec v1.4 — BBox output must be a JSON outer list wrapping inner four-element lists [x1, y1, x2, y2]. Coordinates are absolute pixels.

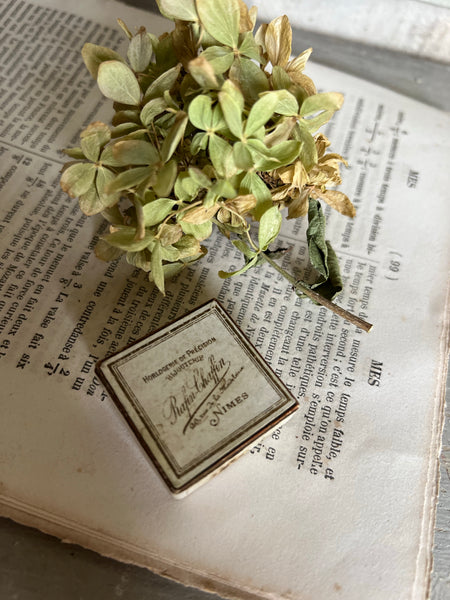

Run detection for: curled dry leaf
[[181, 203, 220, 224]]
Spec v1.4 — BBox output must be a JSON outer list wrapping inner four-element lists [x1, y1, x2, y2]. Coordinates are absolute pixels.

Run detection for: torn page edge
[[0, 494, 288, 600], [413, 277, 450, 600]]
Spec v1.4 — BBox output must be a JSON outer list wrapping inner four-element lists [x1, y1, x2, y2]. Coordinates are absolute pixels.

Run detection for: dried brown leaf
[[265, 15, 292, 67], [286, 71, 316, 95], [238, 0, 254, 32], [254, 23, 267, 53], [158, 223, 183, 246], [287, 189, 309, 219], [287, 47, 312, 74], [310, 189, 356, 217], [226, 193, 256, 214], [314, 136, 330, 161], [172, 20, 197, 68], [182, 203, 220, 224], [188, 55, 219, 89]]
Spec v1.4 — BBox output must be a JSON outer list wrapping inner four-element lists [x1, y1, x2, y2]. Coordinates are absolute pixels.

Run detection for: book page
[[0, 1, 449, 599]]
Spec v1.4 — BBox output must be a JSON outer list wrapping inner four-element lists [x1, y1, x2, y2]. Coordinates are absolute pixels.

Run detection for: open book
[[0, 0, 449, 599]]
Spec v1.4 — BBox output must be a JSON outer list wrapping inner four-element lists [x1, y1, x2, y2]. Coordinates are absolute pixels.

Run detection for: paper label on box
[[96, 300, 298, 495]]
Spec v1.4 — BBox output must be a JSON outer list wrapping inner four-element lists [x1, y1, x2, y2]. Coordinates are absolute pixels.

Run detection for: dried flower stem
[[261, 252, 373, 333]]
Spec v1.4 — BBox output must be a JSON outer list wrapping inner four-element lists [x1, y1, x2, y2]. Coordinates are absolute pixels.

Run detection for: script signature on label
[[162, 353, 245, 434]]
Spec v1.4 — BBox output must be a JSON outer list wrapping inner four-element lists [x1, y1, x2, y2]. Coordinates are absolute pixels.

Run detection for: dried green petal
[[163, 91, 179, 111], [60, 163, 96, 198], [300, 92, 344, 132], [81, 43, 126, 79], [79, 187, 101, 216], [218, 255, 258, 278], [271, 66, 291, 90], [240, 171, 272, 219], [293, 121, 318, 171], [190, 131, 208, 154], [188, 56, 219, 89], [143, 64, 181, 102], [233, 141, 253, 170], [201, 46, 234, 74], [245, 93, 279, 137], [247, 139, 300, 171], [188, 167, 212, 189], [208, 134, 234, 177], [112, 140, 159, 165], [258, 205, 282, 250], [96, 166, 120, 206], [97, 61, 141, 105], [179, 219, 212, 240], [102, 205, 123, 225], [99, 145, 124, 167], [160, 243, 181, 261], [211, 104, 227, 131], [188, 95, 213, 130], [127, 30, 153, 72], [158, 224, 183, 247], [95, 239, 124, 261], [78, 168, 120, 216], [232, 239, 257, 259], [106, 167, 153, 194], [229, 58, 269, 105], [140, 97, 167, 126], [160, 111, 188, 162], [306, 93, 340, 114], [196, 0, 240, 48], [218, 80, 244, 138], [151, 240, 165, 293], [174, 235, 201, 258], [149, 261, 185, 284], [102, 226, 155, 252], [272, 89, 299, 116], [156, 0, 198, 21], [62, 147, 85, 160], [153, 160, 178, 197], [110, 122, 142, 138], [126, 250, 152, 272], [211, 179, 236, 199], [264, 116, 297, 147], [238, 32, 262, 62], [174, 171, 201, 201], [80, 122, 111, 161], [112, 110, 141, 126], [142, 197, 176, 226]]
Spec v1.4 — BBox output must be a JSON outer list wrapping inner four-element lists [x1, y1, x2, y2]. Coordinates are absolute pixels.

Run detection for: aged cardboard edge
[[95, 299, 299, 495]]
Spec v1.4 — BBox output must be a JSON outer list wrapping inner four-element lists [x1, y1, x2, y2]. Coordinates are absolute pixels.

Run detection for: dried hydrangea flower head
[[60, 0, 370, 330]]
